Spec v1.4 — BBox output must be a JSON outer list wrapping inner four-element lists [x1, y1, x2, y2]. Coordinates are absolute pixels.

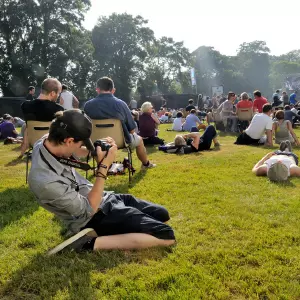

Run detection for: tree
[[92, 13, 154, 101]]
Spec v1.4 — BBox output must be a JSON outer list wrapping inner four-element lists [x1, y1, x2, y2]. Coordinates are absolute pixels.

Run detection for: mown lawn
[[1, 124, 300, 299]]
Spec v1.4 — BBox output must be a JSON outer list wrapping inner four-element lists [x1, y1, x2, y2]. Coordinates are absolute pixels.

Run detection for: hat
[[267, 162, 289, 182], [53, 109, 95, 152]]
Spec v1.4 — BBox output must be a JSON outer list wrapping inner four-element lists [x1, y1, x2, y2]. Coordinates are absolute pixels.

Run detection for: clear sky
[[83, 0, 299, 56]]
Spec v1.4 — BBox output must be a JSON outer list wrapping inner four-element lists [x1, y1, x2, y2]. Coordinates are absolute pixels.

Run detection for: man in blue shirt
[[183, 109, 206, 132], [289, 91, 297, 105], [84, 77, 156, 169]]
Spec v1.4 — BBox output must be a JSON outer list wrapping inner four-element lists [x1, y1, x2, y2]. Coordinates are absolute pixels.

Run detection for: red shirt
[[253, 97, 268, 113], [236, 100, 253, 109]]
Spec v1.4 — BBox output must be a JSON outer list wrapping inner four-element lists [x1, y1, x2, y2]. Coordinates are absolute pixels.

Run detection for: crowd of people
[[1, 78, 300, 254]]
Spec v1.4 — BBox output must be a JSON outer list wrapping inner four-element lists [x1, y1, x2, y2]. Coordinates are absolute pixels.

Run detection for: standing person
[[26, 86, 35, 100], [253, 90, 268, 113], [289, 90, 297, 106], [281, 91, 289, 106], [235, 104, 273, 146], [59, 84, 79, 109], [129, 98, 137, 110], [84, 77, 156, 169], [28, 109, 175, 254]]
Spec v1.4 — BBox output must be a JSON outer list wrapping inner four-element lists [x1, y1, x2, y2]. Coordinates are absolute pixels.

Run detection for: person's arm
[[72, 95, 79, 108], [151, 113, 160, 125], [287, 121, 299, 145], [87, 140, 117, 212], [183, 132, 200, 149], [59, 95, 64, 106], [290, 166, 300, 177], [272, 122, 276, 140], [265, 129, 273, 146], [252, 152, 274, 175]]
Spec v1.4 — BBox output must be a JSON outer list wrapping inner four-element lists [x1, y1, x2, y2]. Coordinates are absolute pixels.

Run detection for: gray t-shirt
[[84, 94, 137, 143], [28, 139, 112, 233]]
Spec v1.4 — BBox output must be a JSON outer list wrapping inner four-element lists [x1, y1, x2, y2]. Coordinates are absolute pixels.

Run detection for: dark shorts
[[235, 132, 260, 145], [83, 194, 175, 240]]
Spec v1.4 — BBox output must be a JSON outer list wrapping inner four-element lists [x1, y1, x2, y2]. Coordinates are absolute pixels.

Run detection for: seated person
[[13, 117, 25, 127], [28, 109, 175, 253], [185, 99, 196, 114], [0, 114, 19, 140], [20, 78, 64, 157], [172, 112, 184, 131], [284, 105, 299, 126], [84, 77, 156, 169], [235, 104, 273, 146], [160, 112, 170, 123], [139, 102, 164, 145], [182, 109, 206, 132], [252, 141, 300, 181], [236, 92, 253, 109], [174, 125, 220, 152], [272, 94, 283, 109], [273, 110, 299, 145], [217, 92, 238, 132]]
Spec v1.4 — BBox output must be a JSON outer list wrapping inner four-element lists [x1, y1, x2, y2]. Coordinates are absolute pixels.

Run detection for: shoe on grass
[[285, 140, 292, 152], [214, 142, 221, 147], [48, 228, 96, 255], [279, 141, 287, 152], [141, 162, 156, 170]]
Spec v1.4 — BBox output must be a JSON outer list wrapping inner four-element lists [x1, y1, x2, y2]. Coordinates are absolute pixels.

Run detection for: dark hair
[[228, 91, 235, 98], [276, 90, 280, 93], [96, 77, 114, 91], [164, 112, 169, 116], [285, 105, 291, 110], [253, 90, 262, 97], [275, 110, 284, 120], [262, 104, 272, 113], [176, 112, 183, 118], [3, 114, 12, 120], [28, 86, 35, 92], [41, 78, 61, 95], [190, 109, 196, 114], [48, 111, 81, 145], [62, 84, 68, 90], [188, 99, 194, 104]]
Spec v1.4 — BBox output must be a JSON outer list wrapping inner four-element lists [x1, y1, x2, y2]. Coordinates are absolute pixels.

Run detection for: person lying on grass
[[174, 125, 220, 152], [28, 109, 175, 254], [252, 140, 300, 182]]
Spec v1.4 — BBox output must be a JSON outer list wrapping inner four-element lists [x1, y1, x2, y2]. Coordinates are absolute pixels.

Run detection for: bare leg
[[135, 139, 148, 165], [20, 128, 28, 157], [93, 233, 175, 250]]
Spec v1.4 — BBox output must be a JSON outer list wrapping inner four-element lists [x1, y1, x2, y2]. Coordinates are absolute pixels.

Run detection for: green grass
[[1, 124, 300, 299]]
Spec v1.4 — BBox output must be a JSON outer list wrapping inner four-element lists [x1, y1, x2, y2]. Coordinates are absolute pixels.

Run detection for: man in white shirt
[[60, 85, 79, 110], [235, 104, 273, 146]]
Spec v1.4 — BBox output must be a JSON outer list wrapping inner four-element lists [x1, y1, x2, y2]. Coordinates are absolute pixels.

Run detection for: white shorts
[[129, 133, 142, 149]]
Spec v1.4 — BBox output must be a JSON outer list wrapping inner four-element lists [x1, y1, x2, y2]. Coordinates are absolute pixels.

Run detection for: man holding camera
[[28, 109, 175, 254]]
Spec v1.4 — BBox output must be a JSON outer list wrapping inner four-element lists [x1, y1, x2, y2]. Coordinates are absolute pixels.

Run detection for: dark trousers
[[198, 125, 217, 150], [235, 132, 260, 145], [84, 194, 175, 240], [143, 136, 164, 145]]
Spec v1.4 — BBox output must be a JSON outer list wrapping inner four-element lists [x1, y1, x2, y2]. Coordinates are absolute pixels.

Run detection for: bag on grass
[[158, 142, 193, 154]]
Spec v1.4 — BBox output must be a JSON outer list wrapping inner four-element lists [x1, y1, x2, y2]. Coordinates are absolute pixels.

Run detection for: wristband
[[97, 163, 108, 169], [95, 171, 108, 180]]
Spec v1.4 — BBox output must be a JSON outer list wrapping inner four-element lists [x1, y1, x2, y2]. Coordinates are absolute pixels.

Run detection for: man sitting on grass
[[28, 109, 175, 254], [235, 104, 273, 146]]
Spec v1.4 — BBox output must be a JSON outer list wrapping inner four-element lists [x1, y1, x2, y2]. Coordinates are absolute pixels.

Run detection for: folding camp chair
[[25, 121, 52, 183], [90, 119, 134, 183], [237, 108, 253, 132]]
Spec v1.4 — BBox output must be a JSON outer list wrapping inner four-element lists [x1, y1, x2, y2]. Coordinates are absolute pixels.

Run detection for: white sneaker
[[141, 162, 157, 170]]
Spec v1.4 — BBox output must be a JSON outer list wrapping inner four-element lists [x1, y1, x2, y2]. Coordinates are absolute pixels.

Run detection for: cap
[[267, 162, 289, 182], [53, 109, 94, 152]]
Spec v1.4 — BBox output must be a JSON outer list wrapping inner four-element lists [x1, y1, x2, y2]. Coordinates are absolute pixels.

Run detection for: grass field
[[1, 124, 300, 299]]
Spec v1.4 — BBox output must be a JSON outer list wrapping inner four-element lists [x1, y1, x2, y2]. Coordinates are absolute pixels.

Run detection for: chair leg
[[25, 152, 29, 184], [128, 148, 133, 183], [86, 154, 89, 179]]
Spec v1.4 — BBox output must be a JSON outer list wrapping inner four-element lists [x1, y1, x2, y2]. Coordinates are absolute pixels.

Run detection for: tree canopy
[[0, 2, 299, 101]]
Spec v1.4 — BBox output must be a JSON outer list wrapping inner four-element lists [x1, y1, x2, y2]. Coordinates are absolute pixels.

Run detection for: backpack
[[158, 142, 193, 154]]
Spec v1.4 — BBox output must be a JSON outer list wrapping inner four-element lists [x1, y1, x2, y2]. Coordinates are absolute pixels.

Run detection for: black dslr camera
[[91, 139, 112, 156]]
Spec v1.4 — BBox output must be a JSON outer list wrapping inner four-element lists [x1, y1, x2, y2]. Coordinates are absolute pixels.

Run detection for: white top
[[291, 107, 298, 114], [172, 118, 183, 131], [245, 113, 272, 139], [60, 91, 74, 110], [265, 155, 294, 176]]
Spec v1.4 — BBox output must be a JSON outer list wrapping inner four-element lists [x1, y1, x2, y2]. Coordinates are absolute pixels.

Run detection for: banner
[[212, 86, 224, 96], [285, 74, 300, 91], [190, 68, 196, 86]]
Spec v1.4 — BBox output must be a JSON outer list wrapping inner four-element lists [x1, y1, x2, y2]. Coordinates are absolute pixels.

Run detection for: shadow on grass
[[5, 156, 26, 167], [0, 187, 39, 230], [1, 244, 173, 299]]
